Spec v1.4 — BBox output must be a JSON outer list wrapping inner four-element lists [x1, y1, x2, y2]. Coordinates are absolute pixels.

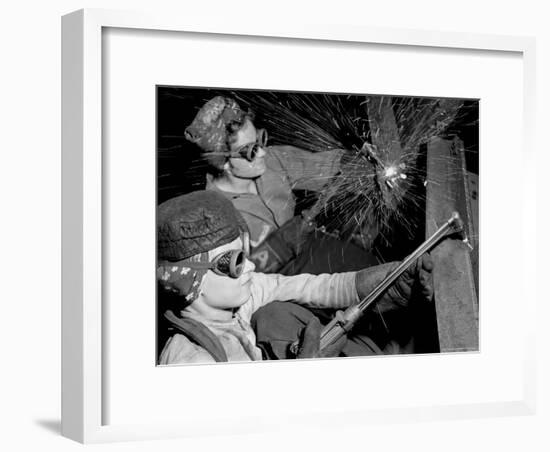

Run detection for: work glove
[[295, 316, 348, 359], [355, 253, 434, 314]]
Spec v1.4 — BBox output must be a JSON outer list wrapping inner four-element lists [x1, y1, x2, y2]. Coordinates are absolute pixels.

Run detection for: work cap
[[157, 190, 248, 262], [184, 96, 248, 169]]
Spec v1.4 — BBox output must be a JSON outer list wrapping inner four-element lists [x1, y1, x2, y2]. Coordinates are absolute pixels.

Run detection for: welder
[[184, 95, 378, 276]]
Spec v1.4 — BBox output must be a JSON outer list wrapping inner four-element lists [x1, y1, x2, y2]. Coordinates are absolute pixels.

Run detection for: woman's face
[[198, 237, 256, 310], [226, 118, 267, 179]]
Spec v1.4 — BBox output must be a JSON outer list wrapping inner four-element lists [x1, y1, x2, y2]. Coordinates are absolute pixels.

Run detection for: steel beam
[[426, 137, 479, 352]]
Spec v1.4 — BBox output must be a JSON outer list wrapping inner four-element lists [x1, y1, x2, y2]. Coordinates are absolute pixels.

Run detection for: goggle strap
[[174, 261, 215, 270]]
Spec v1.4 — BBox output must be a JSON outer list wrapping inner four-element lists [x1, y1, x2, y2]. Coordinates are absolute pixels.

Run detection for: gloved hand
[[355, 253, 434, 314], [295, 317, 347, 359]]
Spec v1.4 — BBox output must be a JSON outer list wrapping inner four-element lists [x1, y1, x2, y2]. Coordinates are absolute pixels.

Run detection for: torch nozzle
[[449, 211, 463, 233], [448, 211, 472, 250]]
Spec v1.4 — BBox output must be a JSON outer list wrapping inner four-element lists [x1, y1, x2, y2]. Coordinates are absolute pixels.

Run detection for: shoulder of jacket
[[264, 146, 300, 180]]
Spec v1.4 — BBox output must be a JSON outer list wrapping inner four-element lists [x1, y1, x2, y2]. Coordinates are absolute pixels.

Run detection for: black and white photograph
[[156, 87, 479, 365]]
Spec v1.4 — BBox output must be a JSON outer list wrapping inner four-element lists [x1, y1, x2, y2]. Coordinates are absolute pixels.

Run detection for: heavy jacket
[[158, 271, 358, 364], [206, 145, 343, 248]]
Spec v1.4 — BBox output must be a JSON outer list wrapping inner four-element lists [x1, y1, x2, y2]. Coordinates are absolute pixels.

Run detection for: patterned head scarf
[[157, 253, 209, 307], [184, 96, 250, 169]]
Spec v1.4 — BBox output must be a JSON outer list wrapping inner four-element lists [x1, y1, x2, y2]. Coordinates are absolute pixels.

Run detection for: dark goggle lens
[[214, 250, 245, 278], [242, 144, 259, 161], [234, 129, 268, 161]]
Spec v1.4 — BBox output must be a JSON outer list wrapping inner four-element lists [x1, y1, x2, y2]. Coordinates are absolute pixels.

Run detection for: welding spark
[[382, 164, 408, 189], [229, 92, 466, 246], [385, 166, 398, 178], [196, 91, 468, 247]]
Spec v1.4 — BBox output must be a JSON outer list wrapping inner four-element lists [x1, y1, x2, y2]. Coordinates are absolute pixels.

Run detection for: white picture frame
[[62, 8, 537, 444]]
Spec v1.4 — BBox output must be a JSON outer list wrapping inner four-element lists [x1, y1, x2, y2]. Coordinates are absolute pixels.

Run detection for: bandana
[[184, 96, 249, 169], [157, 253, 209, 307]]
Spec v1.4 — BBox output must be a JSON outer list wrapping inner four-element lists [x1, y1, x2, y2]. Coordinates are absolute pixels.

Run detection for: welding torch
[[290, 211, 466, 357]]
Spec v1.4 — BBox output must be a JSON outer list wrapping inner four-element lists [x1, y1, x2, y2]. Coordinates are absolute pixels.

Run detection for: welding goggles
[[179, 249, 247, 278], [228, 128, 268, 161]]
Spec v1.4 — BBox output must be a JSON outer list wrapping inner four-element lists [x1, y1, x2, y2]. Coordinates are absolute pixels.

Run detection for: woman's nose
[[243, 257, 256, 273], [256, 146, 266, 158]]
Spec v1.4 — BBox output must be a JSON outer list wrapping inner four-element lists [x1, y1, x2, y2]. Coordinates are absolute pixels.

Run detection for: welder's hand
[[355, 254, 434, 313], [415, 253, 435, 301], [390, 253, 434, 306], [295, 317, 347, 359]]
